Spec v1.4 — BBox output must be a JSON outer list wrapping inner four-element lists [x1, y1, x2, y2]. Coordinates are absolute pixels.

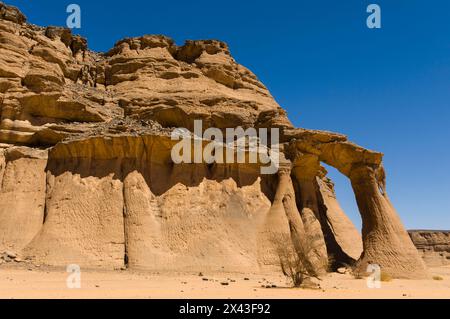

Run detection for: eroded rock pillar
[[259, 156, 327, 275], [350, 164, 428, 279], [291, 153, 363, 265], [0, 147, 47, 252], [258, 161, 292, 267], [290, 155, 328, 271], [123, 171, 169, 270]]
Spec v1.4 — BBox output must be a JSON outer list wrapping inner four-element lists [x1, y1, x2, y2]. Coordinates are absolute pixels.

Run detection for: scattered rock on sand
[[1, 251, 18, 262], [337, 267, 349, 274], [301, 277, 321, 290], [5, 251, 17, 259]]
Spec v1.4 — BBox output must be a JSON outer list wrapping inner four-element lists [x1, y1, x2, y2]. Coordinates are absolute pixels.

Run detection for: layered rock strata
[[409, 230, 450, 266]]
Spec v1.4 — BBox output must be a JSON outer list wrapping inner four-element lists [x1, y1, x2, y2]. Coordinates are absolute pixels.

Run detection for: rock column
[[0, 147, 47, 252], [350, 164, 428, 279], [259, 156, 327, 275]]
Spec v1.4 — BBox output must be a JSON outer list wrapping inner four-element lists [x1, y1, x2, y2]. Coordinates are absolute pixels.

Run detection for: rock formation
[[409, 230, 450, 267], [0, 3, 428, 278]]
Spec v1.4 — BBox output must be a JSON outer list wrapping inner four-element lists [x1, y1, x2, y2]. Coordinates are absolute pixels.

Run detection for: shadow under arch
[[45, 134, 278, 200]]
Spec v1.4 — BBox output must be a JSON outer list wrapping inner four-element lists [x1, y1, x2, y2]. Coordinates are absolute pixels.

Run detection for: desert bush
[[352, 272, 364, 280], [272, 232, 321, 287], [380, 271, 392, 282], [432, 275, 444, 281]]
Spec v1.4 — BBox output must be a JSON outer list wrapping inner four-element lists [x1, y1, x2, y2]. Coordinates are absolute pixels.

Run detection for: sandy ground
[[1, 264, 450, 299]]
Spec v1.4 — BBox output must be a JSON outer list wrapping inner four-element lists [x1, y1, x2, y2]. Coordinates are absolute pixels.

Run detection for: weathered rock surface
[[0, 3, 429, 278], [23, 134, 273, 270], [409, 230, 450, 266], [0, 147, 47, 252], [316, 174, 363, 263]]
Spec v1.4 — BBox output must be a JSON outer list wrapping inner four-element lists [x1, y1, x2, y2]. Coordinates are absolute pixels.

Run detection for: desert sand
[[1, 265, 449, 299]]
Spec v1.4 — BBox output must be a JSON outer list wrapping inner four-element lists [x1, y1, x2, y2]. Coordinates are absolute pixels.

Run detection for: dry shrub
[[432, 275, 444, 281], [272, 232, 321, 288], [352, 271, 364, 280], [380, 271, 392, 282]]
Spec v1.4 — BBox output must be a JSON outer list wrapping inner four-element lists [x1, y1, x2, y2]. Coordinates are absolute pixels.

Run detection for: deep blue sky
[[6, 0, 449, 230]]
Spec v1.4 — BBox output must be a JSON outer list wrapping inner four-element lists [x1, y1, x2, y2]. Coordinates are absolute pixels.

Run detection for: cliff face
[[0, 1, 288, 146], [409, 231, 450, 266], [0, 3, 429, 278]]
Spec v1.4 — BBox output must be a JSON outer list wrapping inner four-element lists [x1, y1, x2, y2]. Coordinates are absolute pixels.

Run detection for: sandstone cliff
[[409, 230, 450, 267], [0, 3, 428, 279]]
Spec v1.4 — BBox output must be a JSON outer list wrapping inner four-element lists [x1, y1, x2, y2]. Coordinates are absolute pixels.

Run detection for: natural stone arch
[[290, 153, 363, 268], [285, 131, 428, 279], [0, 2, 429, 279]]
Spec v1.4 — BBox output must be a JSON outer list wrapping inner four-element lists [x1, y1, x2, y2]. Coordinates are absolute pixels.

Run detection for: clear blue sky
[[5, 0, 449, 230]]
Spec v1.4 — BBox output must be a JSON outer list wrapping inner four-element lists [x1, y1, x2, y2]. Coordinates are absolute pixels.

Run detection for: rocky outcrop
[[0, 2, 25, 24], [0, 3, 428, 279], [409, 230, 450, 266], [0, 9, 287, 147]]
